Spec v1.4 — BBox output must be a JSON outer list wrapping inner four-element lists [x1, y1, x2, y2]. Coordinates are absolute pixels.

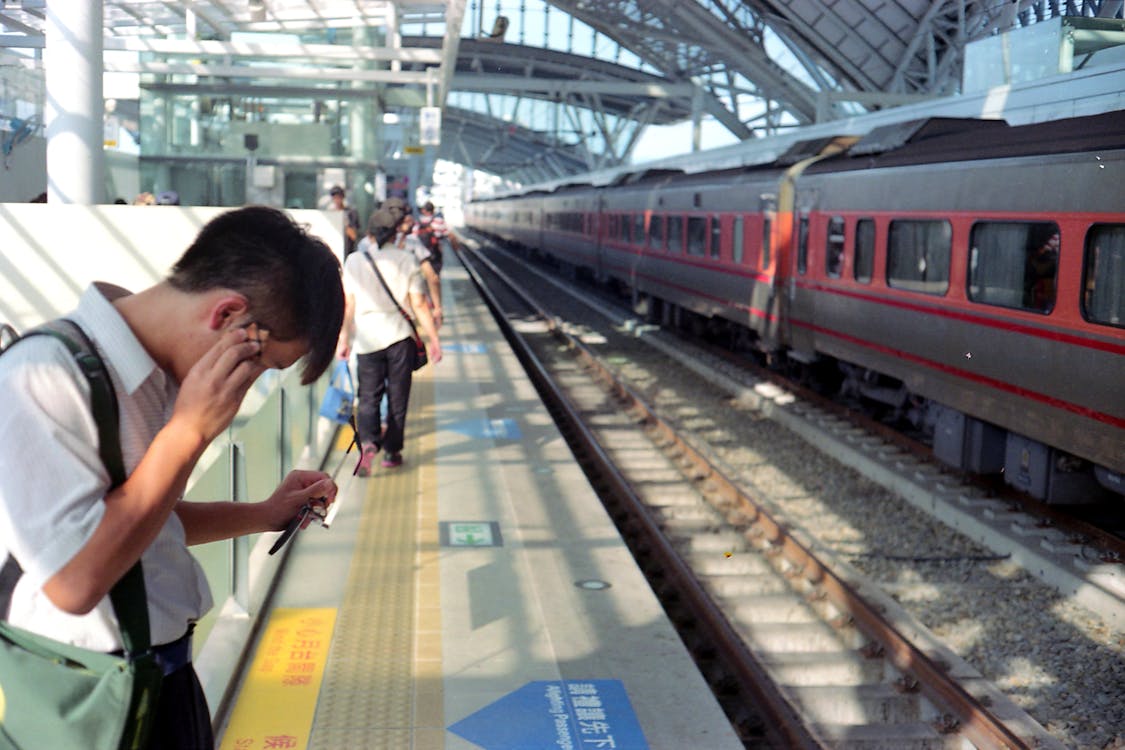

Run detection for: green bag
[[0, 320, 163, 750]]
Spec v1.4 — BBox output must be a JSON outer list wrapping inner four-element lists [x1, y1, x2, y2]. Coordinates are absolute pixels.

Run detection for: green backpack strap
[[1, 319, 151, 656]]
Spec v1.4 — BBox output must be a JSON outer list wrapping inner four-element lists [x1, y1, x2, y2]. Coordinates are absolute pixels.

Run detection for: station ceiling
[[1, 0, 1121, 185]]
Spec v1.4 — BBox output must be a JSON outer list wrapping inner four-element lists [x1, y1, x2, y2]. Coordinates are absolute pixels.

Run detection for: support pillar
[[45, 0, 104, 204], [349, 25, 383, 221]]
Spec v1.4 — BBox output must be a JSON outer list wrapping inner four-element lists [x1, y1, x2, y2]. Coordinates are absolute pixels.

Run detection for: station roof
[[1, 0, 1121, 185]]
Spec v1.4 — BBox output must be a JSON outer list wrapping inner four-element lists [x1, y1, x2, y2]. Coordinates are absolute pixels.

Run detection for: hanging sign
[[419, 106, 442, 146]]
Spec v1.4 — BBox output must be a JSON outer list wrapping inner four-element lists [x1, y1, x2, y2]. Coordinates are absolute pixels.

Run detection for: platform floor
[[214, 258, 744, 750]]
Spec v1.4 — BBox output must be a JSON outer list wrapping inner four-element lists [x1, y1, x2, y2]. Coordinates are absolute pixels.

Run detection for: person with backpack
[[0, 206, 345, 749], [414, 201, 444, 273]]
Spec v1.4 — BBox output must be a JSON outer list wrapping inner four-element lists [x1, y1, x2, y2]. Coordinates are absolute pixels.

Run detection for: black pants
[[145, 663, 213, 749], [356, 337, 415, 453]]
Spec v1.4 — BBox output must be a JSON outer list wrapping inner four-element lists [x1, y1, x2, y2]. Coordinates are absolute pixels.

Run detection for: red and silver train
[[466, 110, 1125, 504]]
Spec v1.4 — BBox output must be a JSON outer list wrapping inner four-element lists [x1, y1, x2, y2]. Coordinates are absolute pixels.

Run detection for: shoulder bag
[[318, 360, 355, 425], [362, 251, 428, 371], [0, 319, 162, 750]]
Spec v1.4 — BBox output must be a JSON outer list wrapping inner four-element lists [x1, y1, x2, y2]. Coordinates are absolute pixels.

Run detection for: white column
[[45, 0, 104, 204]]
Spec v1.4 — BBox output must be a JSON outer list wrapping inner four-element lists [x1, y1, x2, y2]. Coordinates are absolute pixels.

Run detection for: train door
[[629, 207, 646, 289], [595, 192, 607, 281], [756, 193, 781, 349], [786, 190, 818, 360], [535, 197, 545, 254]]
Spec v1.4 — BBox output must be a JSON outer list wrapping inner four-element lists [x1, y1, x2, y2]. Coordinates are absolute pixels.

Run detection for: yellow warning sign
[[219, 608, 337, 750]]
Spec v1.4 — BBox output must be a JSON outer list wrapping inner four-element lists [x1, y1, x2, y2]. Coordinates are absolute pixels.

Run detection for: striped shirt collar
[[73, 282, 164, 396]]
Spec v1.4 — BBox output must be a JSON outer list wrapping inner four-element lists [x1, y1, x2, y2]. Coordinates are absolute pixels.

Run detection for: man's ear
[[207, 293, 250, 331]]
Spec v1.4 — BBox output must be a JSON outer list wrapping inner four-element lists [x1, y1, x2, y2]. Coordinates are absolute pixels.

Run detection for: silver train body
[[467, 112, 1125, 503]]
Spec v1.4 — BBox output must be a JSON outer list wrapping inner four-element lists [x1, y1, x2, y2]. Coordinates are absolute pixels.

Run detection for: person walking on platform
[[328, 184, 361, 257], [416, 200, 458, 270], [0, 206, 344, 750], [338, 209, 442, 474]]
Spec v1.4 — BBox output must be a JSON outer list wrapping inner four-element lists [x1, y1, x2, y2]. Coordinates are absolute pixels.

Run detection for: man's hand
[[262, 470, 338, 531], [171, 325, 266, 443]]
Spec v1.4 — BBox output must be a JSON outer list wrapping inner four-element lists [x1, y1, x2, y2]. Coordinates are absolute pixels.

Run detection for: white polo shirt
[[0, 283, 212, 651]]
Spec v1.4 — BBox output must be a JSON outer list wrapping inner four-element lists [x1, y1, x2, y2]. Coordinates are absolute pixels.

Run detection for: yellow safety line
[[413, 375, 444, 750], [308, 371, 440, 749], [218, 608, 337, 750]]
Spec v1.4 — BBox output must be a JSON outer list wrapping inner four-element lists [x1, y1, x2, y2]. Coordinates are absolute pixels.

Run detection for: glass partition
[[186, 369, 325, 645]]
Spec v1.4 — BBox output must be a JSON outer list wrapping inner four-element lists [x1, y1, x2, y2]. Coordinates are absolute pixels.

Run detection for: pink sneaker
[[381, 452, 403, 469], [355, 443, 379, 477]]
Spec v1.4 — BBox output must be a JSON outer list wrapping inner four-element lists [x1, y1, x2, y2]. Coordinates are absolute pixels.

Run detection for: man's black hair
[[374, 224, 397, 248], [168, 205, 345, 385]]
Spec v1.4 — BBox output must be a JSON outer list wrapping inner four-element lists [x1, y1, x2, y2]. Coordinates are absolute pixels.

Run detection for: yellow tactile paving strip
[[309, 374, 442, 750], [218, 608, 337, 750]]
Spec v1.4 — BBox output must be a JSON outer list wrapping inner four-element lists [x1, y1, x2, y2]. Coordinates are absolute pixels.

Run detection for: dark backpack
[[415, 225, 443, 273]]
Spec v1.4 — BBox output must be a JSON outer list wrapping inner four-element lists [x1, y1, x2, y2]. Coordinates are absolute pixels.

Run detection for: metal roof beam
[[0, 12, 39, 35], [140, 81, 426, 106], [103, 36, 442, 64], [105, 58, 433, 84], [0, 33, 42, 47], [548, 0, 820, 127], [453, 74, 695, 98]]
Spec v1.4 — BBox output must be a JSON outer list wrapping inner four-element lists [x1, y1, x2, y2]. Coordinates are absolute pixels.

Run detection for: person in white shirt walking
[[338, 209, 442, 473]]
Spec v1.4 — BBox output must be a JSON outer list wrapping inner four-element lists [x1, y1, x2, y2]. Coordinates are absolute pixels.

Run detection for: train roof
[[474, 109, 1125, 201], [813, 109, 1125, 172]]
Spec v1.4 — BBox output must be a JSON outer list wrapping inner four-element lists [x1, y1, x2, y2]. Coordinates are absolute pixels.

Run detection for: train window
[[668, 215, 684, 253], [650, 215, 665, 249], [967, 221, 1059, 313], [687, 216, 707, 256], [633, 214, 645, 245], [826, 217, 845, 278], [732, 216, 745, 264], [796, 215, 809, 275], [854, 219, 875, 283], [1082, 224, 1125, 328], [887, 220, 951, 295], [710, 216, 722, 259], [620, 214, 631, 243], [762, 218, 772, 269]]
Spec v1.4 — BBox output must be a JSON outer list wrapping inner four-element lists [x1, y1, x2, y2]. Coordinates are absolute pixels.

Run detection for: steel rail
[[460, 242, 1041, 750]]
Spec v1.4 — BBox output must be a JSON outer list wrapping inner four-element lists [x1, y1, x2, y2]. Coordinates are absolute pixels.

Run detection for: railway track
[[463, 234, 1125, 632], [455, 240, 1067, 749]]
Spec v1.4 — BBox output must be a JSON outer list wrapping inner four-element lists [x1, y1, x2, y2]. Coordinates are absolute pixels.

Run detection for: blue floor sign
[[448, 679, 649, 749], [445, 342, 488, 354], [446, 417, 522, 440]]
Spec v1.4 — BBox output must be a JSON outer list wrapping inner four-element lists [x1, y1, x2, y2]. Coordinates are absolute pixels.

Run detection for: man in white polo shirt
[[0, 206, 345, 749]]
